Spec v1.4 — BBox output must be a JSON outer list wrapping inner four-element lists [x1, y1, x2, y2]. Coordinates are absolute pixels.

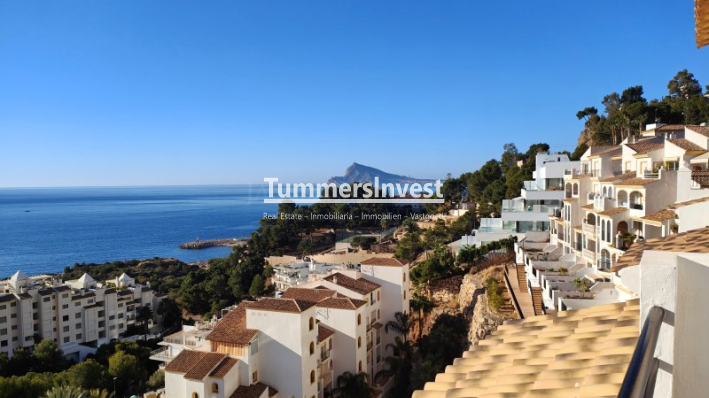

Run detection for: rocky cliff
[[328, 162, 435, 185]]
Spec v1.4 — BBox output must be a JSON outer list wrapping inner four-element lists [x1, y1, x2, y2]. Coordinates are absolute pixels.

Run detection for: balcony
[[597, 258, 611, 271], [583, 249, 596, 262], [149, 346, 175, 362], [367, 342, 373, 351], [582, 223, 596, 235], [643, 171, 659, 179], [320, 350, 330, 361]]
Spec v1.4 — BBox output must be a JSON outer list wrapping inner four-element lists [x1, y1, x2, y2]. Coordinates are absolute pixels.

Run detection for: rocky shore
[[179, 238, 246, 250]]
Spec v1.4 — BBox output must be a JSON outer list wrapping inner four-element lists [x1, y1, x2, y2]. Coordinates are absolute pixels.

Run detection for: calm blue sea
[[0, 185, 275, 278]]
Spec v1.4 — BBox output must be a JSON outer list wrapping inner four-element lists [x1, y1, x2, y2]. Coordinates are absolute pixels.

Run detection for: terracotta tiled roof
[[372, 322, 383, 330], [229, 382, 276, 398], [209, 357, 238, 378], [316, 296, 367, 310], [639, 209, 676, 223], [413, 300, 640, 398], [597, 207, 629, 217], [668, 138, 706, 151], [587, 145, 621, 158], [612, 227, 709, 271], [323, 273, 380, 295], [281, 287, 337, 304], [562, 198, 577, 203], [669, 195, 709, 209], [206, 302, 258, 345], [581, 204, 594, 210], [164, 351, 208, 374], [654, 124, 686, 132], [687, 125, 709, 137], [601, 171, 636, 183], [184, 352, 228, 381], [627, 140, 664, 155], [614, 178, 658, 187], [318, 324, 335, 343], [572, 224, 582, 231], [249, 297, 315, 313], [360, 257, 405, 267]]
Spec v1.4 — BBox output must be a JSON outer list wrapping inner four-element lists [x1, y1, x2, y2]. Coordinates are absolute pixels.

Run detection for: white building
[[470, 152, 580, 247], [0, 271, 163, 360], [272, 259, 356, 292], [163, 258, 410, 398]]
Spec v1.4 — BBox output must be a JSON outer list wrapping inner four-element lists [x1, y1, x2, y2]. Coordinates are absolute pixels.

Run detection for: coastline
[[179, 238, 247, 250]]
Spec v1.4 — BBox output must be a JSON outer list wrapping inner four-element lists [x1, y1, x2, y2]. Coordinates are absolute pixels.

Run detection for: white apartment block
[[272, 259, 355, 292], [163, 258, 409, 398], [470, 152, 580, 247], [0, 271, 163, 360], [513, 124, 709, 313]]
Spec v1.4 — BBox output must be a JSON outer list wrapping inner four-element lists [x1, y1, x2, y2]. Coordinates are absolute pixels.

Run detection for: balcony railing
[[367, 342, 373, 351], [597, 258, 611, 271], [320, 350, 330, 361], [583, 249, 596, 262], [643, 171, 659, 179], [582, 223, 596, 235], [630, 203, 644, 210], [618, 307, 665, 398]]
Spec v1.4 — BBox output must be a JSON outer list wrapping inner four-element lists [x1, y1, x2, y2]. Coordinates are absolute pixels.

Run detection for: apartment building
[[470, 152, 579, 247], [163, 258, 409, 398], [515, 124, 709, 312], [0, 270, 162, 359], [272, 259, 352, 292]]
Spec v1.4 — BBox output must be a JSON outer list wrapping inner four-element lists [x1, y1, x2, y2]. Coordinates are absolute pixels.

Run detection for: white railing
[[582, 223, 596, 235], [583, 249, 596, 262]]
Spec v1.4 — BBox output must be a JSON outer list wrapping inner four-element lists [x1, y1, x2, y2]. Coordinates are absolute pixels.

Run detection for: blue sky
[[1, 0, 707, 187]]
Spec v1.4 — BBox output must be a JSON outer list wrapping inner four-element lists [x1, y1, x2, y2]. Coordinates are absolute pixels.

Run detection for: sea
[[0, 185, 276, 278]]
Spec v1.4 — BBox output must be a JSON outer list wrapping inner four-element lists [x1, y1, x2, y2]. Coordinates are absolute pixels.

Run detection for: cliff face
[[328, 162, 435, 185]]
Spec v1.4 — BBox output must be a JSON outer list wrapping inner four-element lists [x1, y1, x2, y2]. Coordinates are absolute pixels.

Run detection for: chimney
[[333, 276, 338, 284]]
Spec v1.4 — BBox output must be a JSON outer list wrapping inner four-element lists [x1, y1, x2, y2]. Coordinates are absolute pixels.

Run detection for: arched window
[[606, 220, 612, 242], [601, 219, 605, 241], [191, 393, 199, 398], [357, 314, 361, 325], [573, 183, 579, 196], [310, 370, 315, 384], [359, 361, 362, 372], [358, 337, 361, 348], [309, 317, 314, 331], [310, 341, 315, 355], [212, 383, 219, 393]]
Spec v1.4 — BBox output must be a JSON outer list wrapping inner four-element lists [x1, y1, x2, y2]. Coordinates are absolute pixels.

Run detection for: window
[[76, 334, 82, 340], [62, 294, 69, 299], [251, 340, 259, 354], [252, 371, 258, 383], [0, 329, 6, 336], [62, 315, 69, 322], [74, 302, 80, 307], [357, 314, 361, 325], [377, 309, 380, 319], [309, 317, 314, 331], [75, 313, 81, 319], [10, 302, 15, 307], [377, 291, 380, 300], [63, 337, 69, 343], [10, 313, 15, 319], [118, 303, 123, 308], [109, 315, 115, 320], [0, 316, 6, 323], [0, 305, 5, 310], [75, 323, 81, 329], [0, 341, 6, 347], [32, 302, 38, 309], [359, 361, 362, 372], [11, 325, 17, 330], [403, 272, 406, 282], [358, 337, 361, 348], [310, 370, 315, 384], [63, 326, 69, 332], [191, 393, 199, 398], [212, 383, 219, 393], [310, 342, 315, 355], [43, 297, 50, 302], [403, 291, 407, 300], [62, 304, 68, 309], [12, 336, 17, 342]]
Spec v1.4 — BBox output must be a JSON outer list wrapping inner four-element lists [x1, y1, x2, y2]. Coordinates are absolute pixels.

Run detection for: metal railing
[[617, 306, 665, 398]]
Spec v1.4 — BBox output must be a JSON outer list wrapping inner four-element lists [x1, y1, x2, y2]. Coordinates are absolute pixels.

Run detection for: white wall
[[165, 372, 187, 398], [360, 264, 410, 350]]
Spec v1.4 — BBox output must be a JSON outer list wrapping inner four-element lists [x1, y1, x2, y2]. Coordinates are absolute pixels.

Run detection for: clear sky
[[1, 0, 707, 187]]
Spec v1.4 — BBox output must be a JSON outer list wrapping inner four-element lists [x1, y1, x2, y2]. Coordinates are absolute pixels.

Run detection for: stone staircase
[[516, 264, 526, 290], [531, 287, 544, 315], [413, 299, 641, 398]]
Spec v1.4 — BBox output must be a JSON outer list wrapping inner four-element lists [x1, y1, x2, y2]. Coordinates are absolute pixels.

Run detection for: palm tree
[[332, 371, 373, 398], [45, 387, 86, 398], [574, 278, 591, 298], [136, 306, 154, 339], [84, 390, 114, 398], [410, 293, 434, 340], [385, 311, 411, 344], [375, 336, 414, 397]]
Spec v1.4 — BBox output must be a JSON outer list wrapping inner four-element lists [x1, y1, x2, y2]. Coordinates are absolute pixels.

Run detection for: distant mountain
[[328, 163, 436, 185]]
